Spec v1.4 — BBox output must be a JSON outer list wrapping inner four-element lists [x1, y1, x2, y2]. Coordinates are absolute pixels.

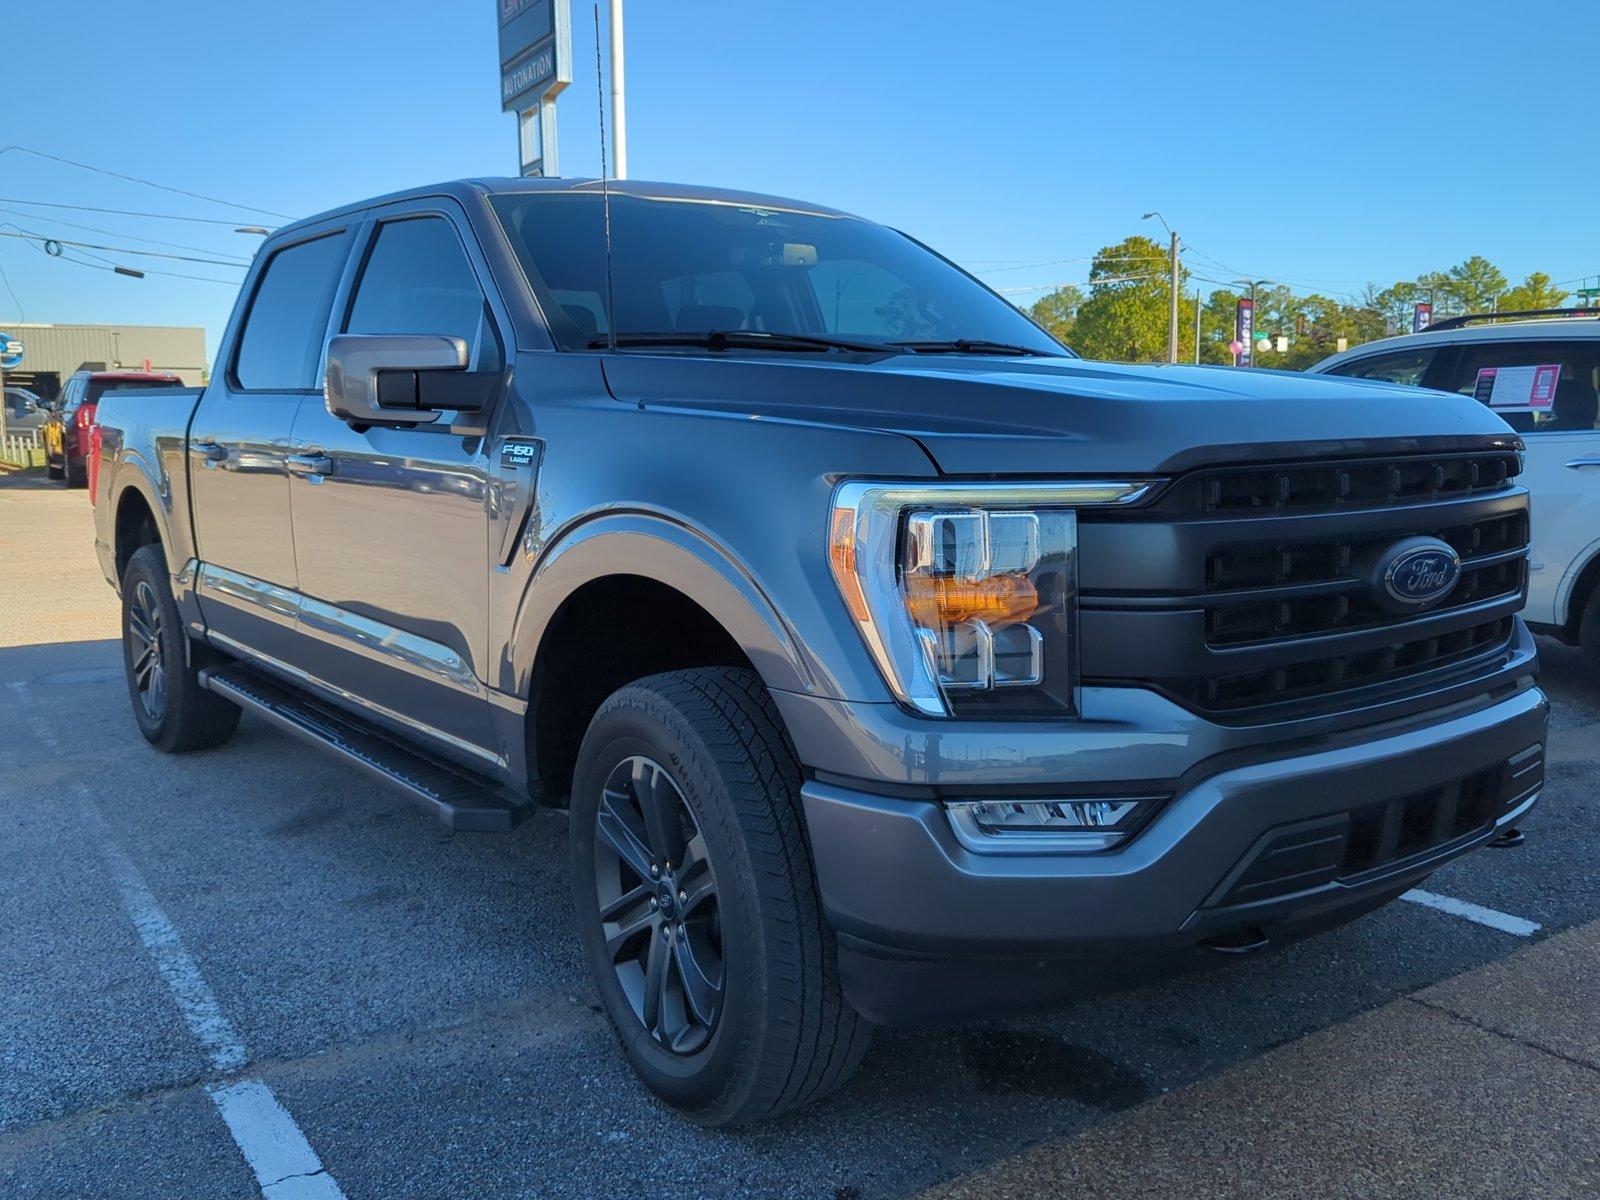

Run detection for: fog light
[[945, 796, 1163, 853]]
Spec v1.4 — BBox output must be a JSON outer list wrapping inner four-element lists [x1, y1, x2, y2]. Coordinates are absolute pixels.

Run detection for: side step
[[199, 663, 533, 833]]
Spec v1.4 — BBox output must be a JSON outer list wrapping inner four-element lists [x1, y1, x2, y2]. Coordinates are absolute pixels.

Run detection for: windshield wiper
[[892, 338, 1061, 358], [590, 330, 890, 354]]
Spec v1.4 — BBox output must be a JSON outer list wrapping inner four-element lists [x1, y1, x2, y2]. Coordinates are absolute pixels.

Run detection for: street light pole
[[609, 0, 628, 179]]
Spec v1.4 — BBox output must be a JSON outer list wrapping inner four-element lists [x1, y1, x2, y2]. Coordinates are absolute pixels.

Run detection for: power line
[[0, 208, 253, 262], [0, 229, 248, 268], [0, 256, 23, 321], [0, 146, 293, 220], [0, 197, 271, 228]]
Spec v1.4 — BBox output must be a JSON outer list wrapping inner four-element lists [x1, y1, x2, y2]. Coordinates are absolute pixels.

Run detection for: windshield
[[490, 191, 1069, 357], [83, 379, 180, 404]]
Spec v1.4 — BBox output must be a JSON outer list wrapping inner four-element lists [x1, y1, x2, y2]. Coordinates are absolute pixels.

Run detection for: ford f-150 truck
[[92, 178, 1547, 1125]]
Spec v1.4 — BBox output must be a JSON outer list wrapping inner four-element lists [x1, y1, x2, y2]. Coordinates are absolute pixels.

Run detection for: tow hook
[[1199, 927, 1270, 955], [1490, 827, 1526, 849]]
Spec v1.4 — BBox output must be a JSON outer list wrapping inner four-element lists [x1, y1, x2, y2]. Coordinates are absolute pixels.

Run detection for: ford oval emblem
[[1372, 536, 1462, 611]]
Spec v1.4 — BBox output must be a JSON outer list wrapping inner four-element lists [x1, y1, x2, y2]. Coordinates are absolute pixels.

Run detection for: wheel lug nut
[[649, 898, 658, 910], [678, 890, 687, 903], [650, 864, 660, 878]]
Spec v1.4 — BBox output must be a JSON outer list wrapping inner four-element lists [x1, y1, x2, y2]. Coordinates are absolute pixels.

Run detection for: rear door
[[189, 227, 352, 661], [1432, 337, 1600, 626], [283, 202, 508, 765]]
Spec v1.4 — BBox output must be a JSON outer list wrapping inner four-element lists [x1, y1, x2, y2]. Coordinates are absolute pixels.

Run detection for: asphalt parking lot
[[2, 471, 1597, 1199]]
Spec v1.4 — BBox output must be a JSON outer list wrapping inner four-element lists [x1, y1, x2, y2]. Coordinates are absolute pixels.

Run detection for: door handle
[[191, 440, 228, 463], [1564, 457, 1600, 470], [285, 453, 334, 476]]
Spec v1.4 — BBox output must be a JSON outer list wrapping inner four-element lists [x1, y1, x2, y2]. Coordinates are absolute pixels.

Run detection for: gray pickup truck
[[92, 177, 1546, 1125]]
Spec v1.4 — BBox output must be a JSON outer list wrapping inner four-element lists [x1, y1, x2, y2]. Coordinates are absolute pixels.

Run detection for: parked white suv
[[1313, 311, 1600, 663]]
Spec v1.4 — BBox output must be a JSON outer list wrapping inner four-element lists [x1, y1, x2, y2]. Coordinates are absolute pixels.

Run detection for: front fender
[[498, 511, 832, 699]]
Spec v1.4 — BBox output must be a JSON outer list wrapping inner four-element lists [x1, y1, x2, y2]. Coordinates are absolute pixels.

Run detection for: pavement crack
[[1406, 994, 1600, 1075]]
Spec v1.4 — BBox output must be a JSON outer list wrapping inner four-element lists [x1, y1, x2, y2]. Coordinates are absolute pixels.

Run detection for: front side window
[[1328, 348, 1436, 387], [1441, 339, 1600, 434], [490, 192, 1068, 356], [233, 233, 348, 390], [344, 216, 500, 370]]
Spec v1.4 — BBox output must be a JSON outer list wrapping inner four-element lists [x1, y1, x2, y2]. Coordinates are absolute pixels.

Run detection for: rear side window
[[233, 233, 347, 390], [344, 216, 499, 370], [1328, 348, 1436, 386], [1440, 340, 1600, 434]]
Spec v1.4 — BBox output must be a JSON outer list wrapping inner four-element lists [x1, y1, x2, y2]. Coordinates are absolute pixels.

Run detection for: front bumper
[[799, 684, 1547, 1025]]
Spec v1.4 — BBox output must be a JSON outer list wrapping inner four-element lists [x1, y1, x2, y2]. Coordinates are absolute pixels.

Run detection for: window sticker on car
[[1473, 364, 1561, 413]]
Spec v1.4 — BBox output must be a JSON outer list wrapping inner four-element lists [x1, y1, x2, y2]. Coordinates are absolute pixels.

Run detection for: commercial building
[[0, 323, 208, 400]]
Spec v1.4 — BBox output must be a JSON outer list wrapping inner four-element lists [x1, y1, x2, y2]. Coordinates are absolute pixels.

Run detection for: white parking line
[[81, 790, 348, 1200], [1400, 888, 1542, 937]]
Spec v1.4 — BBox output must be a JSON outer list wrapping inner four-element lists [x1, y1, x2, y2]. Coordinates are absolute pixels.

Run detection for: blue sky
[[6, 1, 1597, 361]]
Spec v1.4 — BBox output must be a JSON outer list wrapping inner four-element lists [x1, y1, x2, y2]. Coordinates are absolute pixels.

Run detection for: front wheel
[[570, 668, 871, 1126], [121, 544, 241, 752], [1579, 585, 1600, 670]]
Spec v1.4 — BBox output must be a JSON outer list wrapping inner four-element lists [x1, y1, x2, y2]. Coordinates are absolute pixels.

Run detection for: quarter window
[[233, 233, 348, 390], [1329, 349, 1436, 387], [345, 217, 499, 370]]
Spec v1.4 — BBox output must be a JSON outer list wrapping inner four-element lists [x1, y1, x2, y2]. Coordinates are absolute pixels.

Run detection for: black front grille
[[1164, 448, 1521, 515], [1205, 511, 1528, 647], [1191, 617, 1514, 714], [1077, 444, 1530, 722]]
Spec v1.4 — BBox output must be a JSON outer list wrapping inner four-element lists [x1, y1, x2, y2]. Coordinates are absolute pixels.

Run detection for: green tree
[[1443, 256, 1509, 314], [1498, 271, 1570, 313], [1069, 235, 1180, 363], [1027, 284, 1083, 347]]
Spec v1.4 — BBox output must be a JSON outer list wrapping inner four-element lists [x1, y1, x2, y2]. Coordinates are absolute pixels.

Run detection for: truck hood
[[600, 353, 1519, 475]]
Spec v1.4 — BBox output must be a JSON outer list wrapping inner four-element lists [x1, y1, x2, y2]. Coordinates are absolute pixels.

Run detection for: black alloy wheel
[[126, 579, 167, 722], [593, 754, 724, 1054]]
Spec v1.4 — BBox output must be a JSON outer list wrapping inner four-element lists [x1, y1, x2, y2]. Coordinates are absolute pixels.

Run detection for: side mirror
[[324, 334, 490, 426]]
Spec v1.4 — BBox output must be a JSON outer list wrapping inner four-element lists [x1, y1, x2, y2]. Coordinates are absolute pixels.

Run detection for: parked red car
[[43, 370, 183, 489]]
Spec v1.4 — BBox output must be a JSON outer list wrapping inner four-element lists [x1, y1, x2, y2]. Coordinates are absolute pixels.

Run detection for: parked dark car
[[44, 370, 182, 487], [90, 177, 1545, 1124]]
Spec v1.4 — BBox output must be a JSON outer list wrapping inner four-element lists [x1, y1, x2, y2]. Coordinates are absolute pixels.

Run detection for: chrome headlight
[[828, 480, 1157, 717]]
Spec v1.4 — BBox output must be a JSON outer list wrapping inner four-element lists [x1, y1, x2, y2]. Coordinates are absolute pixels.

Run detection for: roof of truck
[[269, 177, 858, 240]]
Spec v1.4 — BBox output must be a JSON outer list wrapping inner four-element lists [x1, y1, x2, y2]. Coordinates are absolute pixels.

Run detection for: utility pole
[[1193, 287, 1202, 364], [609, 0, 628, 179], [1167, 229, 1180, 364], [1142, 212, 1179, 364]]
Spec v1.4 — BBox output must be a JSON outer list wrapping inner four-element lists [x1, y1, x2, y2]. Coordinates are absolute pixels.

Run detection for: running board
[[198, 663, 532, 832]]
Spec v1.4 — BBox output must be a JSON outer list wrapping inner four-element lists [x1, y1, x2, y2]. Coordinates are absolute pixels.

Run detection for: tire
[[46, 458, 64, 480], [570, 667, 872, 1126], [1579, 584, 1600, 671], [121, 544, 241, 753], [65, 456, 87, 488]]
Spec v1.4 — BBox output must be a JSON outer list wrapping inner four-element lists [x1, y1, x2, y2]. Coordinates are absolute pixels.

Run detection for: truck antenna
[[595, 2, 617, 354]]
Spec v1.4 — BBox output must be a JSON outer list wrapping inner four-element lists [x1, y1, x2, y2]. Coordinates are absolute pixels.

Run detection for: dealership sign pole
[[1234, 298, 1254, 368], [499, 0, 573, 177]]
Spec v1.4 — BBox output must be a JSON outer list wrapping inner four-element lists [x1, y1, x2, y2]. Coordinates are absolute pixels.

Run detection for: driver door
[[285, 204, 509, 768]]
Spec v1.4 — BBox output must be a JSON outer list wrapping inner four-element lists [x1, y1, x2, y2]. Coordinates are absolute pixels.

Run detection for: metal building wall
[[4, 324, 208, 388]]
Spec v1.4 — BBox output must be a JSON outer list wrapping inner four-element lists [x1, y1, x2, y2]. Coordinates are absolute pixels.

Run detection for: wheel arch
[[510, 513, 828, 801], [1558, 538, 1600, 641]]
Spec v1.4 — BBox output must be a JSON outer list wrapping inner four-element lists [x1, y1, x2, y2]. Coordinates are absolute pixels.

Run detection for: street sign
[[0, 332, 23, 370], [1235, 298, 1254, 368], [497, 0, 571, 176]]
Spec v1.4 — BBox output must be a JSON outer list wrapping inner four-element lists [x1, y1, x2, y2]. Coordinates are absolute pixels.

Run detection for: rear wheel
[[64, 456, 87, 488], [570, 667, 871, 1126], [46, 455, 63, 480], [121, 545, 241, 752]]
